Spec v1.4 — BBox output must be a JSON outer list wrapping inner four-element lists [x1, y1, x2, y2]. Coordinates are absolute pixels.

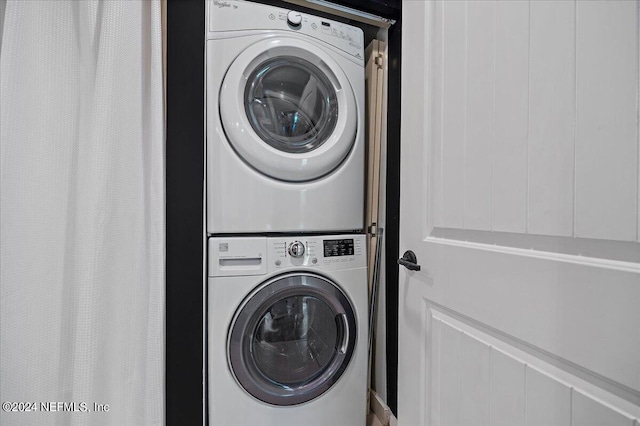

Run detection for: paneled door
[[398, 1, 640, 425]]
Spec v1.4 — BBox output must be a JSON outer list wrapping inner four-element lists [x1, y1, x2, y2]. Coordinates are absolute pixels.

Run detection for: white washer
[[207, 234, 368, 425], [206, 0, 365, 233]]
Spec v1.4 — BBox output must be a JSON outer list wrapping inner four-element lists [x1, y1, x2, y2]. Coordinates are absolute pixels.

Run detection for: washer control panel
[[209, 234, 366, 276], [267, 234, 366, 271]]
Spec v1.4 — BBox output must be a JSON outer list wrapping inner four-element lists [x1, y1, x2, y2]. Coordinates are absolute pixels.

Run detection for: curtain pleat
[[0, 1, 165, 425]]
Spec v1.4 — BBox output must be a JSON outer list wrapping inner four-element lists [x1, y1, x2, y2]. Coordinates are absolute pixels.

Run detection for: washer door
[[219, 37, 357, 182], [228, 273, 357, 406]]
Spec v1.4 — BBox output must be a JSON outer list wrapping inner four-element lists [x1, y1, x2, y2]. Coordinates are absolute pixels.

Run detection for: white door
[[398, 1, 640, 425]]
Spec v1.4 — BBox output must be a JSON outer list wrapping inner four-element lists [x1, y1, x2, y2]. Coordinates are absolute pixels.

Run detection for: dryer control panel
[[206, 0, 365, 63]]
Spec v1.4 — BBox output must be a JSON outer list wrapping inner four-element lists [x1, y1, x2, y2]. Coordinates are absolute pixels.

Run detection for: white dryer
[[206, 0, 365, 233], [207, 234, 368, 425]]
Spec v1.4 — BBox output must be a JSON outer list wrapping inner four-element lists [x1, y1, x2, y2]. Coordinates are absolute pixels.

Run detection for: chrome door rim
[[227, 272, 357, 406]]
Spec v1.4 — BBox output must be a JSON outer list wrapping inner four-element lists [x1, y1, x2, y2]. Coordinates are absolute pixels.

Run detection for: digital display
[[323, 239, 354, 257]]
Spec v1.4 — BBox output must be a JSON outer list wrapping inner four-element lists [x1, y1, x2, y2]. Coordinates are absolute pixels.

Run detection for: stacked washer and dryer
[[205, 1, 368, 425]]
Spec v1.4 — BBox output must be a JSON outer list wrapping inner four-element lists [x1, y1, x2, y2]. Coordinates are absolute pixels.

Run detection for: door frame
[[383, 8, 402, 417]]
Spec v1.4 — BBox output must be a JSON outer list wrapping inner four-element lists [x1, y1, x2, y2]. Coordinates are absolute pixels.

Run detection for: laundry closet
[[202, 1, 394, 424], [166, 1, 640, 425]]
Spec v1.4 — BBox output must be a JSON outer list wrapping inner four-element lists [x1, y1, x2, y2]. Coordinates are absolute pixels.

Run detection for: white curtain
[[0, 1, 165, 425]]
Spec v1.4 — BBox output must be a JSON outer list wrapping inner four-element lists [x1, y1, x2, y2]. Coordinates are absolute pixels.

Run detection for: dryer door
[[219, 37, 357, 182], [228, 272, 357, 406]]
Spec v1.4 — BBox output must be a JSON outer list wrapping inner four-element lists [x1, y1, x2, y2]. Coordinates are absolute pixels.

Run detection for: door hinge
[[374, 54, 384, 69]]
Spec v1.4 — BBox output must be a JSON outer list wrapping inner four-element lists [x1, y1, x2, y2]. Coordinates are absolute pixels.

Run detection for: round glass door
[[219, 38, 358, 182], [228, 273, 357, 406], [245, 56, 338, 154]]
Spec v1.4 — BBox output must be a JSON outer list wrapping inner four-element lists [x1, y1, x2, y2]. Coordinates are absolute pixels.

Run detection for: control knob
[[287, 11, 302, 27], [288, 241, 305, 258]]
